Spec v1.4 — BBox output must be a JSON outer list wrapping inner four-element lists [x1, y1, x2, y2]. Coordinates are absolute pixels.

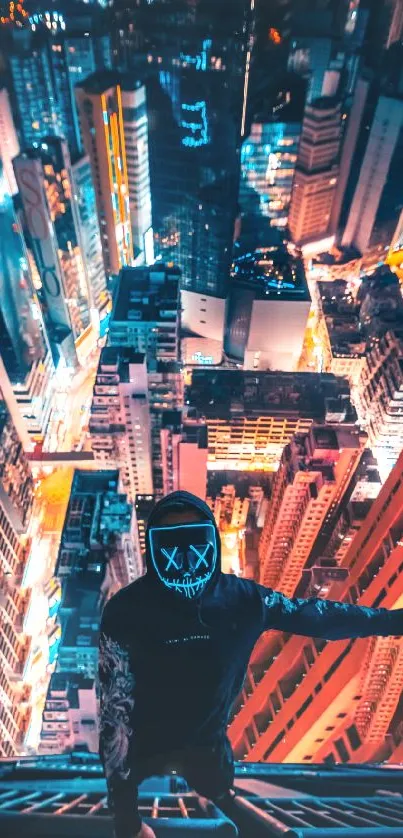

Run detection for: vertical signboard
[[13, 157, 71, 333]]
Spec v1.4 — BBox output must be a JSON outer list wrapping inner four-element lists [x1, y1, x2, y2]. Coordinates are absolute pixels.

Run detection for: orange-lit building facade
[[75, 72, 134, 276], [228, 450, 403, 765]]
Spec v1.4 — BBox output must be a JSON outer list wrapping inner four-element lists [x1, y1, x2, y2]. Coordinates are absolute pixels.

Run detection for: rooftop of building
[[1, 754, 403, 836], [54, 469, 132, 578], [249, 71, 307, 125], [313, 245, 361, 266], [75, 68, 145, 94], [70, 469, 120, 497], [98, 346, 146, 382], [231, 246, 310, 302], [319, 274, 403, 352], [187, 370, 356, 422], [111, 265, 180, 325], [75, 68, 120, 94]]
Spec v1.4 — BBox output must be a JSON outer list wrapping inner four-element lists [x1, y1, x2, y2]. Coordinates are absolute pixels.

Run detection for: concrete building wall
[[181, 289, 226, 347], [244, 298, 311, 372]]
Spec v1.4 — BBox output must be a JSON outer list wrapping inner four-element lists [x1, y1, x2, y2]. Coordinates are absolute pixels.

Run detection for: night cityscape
[[1, 1, 403, 836]]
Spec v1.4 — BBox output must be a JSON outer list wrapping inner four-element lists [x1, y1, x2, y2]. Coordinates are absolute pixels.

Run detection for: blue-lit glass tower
[[238, 74, 306, 251], [9, 33, 64, 147], [113, 0, 252, 344]]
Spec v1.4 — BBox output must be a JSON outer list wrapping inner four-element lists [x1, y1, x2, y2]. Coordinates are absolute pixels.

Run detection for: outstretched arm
[[257, 584, 403, 640], [98, 602, 142, 838]]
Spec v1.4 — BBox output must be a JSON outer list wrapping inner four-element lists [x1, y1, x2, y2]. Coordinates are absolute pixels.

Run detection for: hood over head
[[145, 491, 221, 605]]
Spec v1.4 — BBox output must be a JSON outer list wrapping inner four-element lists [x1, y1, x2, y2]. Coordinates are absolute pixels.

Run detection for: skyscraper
[[71, 155, 109, 325], [289, 95, 342, 249], [115, 0, 252, 345], [14, 139, 94, 367], [0, 86, 20, 195], [330, 76, 370, 237], [9, 33, 64, 147], [238, 80, 305, 246], [288, 35, 333, 103], [75, 71, 134, 276], [0, 159, 55, 441], [121, 82, 153, 263], [59, 32, 113, 156], [341, 94, 403, 255], [0, 383, 35, 757]]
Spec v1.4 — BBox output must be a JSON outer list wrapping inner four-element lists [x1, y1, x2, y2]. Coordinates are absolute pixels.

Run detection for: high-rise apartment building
[[147, 363, 184, 497], [108, 265, 181, 367], [187, 369, 356, 472], [71, 155, 109, 325], [89, 348, 153, 502], [289, 96, 342, 249], [354, 330, 403, 482], [225, 247, 311, 371], [259, 425, 365, 596], [0, 159, 55, 441], [135, 494, 156, 562], [207, 483, 252, 576], [0, 393, 34, 530], [228, 451, 403, 765], [342, 94, 403, 255], [315, 279, 366, 386], [75, 71, 135, 275], [14, 139, 94, 367], [0, 386, 35, 757], [0, 86, 20, 195]]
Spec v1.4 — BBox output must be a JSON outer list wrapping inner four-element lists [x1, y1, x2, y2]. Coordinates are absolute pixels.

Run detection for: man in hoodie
[[98, 490, 403, 838]]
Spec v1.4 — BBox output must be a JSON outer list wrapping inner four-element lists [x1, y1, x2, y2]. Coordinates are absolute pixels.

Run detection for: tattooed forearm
[[99, 632, 135, 781]]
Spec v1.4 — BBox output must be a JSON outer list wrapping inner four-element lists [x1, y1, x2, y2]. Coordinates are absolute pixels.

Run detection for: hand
[[134, 823, 157, 838]]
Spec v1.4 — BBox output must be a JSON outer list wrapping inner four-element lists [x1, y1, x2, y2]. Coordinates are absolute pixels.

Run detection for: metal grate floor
[[234, 794, 403, 836], [0, 786, 219, 818]]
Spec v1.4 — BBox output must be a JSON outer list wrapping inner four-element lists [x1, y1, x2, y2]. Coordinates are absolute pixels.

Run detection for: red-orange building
[[228, 450, 403, 764]]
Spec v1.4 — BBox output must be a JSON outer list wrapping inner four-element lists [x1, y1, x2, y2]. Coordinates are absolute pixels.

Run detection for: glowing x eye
[[161, 546, 180, 570], [190, 544, 209, 569]]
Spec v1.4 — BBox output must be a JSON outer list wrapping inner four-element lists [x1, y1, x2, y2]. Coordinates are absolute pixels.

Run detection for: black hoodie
[[98, 491, 403, 838]]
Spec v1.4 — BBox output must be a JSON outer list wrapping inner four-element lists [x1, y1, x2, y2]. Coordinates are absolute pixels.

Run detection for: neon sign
[[191, 351, 214, 365], [179, 39, 212, 72], [181, 101, 209, 147]]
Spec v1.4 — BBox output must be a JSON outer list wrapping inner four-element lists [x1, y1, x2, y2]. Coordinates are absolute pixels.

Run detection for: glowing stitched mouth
[[160, 573, 211, 598]]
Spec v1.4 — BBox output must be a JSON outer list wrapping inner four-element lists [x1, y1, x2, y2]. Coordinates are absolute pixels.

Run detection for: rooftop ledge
[[0, 755, 403, 836]]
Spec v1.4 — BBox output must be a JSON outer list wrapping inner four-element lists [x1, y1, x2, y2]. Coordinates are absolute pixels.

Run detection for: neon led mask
[[149, 522, 217, 599]]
